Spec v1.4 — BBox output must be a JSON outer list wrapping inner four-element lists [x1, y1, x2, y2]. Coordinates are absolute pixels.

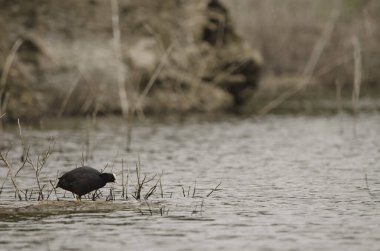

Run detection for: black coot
[[56, 166, 116, 200]]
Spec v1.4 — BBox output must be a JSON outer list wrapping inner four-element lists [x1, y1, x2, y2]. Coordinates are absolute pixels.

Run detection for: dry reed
[[110, 0, 129, 118], [0, 152, 25, 200], [110, 0, 133, 151], [351, 36, 362, 135], [25, 141, 54, 200], [132, 158, 158, 200], [0, 39, 23, 130], [58, 74, 82, 118], [258, 8, 340, 115]]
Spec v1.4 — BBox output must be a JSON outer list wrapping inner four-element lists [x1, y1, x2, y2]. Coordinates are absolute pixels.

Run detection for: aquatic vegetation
[[0, 145, 54, 201], [0, 138, 222, 218]]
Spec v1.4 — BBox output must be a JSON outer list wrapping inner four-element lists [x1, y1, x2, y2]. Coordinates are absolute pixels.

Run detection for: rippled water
[[1, 114, 380, 250]]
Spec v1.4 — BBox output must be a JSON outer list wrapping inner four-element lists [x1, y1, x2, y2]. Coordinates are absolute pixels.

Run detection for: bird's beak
[[112, 173, 121, 185]]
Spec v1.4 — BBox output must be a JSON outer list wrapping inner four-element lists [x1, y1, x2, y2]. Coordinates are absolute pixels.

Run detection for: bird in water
[[56, 166, 116, 201]]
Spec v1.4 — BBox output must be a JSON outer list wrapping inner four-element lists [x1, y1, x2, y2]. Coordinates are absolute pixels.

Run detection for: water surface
[[0, 114, 380, 250]]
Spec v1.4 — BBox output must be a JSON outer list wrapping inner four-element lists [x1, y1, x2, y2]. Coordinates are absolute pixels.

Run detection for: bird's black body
[[56, 166, 115, 199]]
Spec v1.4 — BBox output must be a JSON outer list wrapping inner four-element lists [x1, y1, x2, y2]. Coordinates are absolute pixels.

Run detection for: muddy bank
[[0, 200, 160, 220], [0, 0, 261, 121]]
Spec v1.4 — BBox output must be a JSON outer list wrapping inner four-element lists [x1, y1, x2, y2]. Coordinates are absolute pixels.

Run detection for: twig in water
[[206, 181, 222, 197], [200, 199, 204, 215], [365, 173, 376, 198], [160, 206, 165, 216], [134, 173, 157, 200], [159, 180, 163, 198], [0, 152, 23, 200], [132, 158, 157, 200], [192, 180, 197, 198], [125, 163, 130, 199], [47, 179, 60, 201], [23, 189, 29, 201], [121, 159, 125, 198], [133, 159, 142, 200], [26, 141, 54, 200], [144, 176, 161, 200], [18, 119, 28, 161], [15, 147, 29, 177], [91, 190, 103, 201], [28, 189, 34, 200], [181, 186, 186, 197], [145, 200, 153, 216], [106, 187, 115, 201]]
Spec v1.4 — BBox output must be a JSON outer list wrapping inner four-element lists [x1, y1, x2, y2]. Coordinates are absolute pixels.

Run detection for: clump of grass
[[181, 180, 197, 198], [0, 126, 222, 217], [0, 141, 54, 201], [131, 158, 160, 201], [0, 151, 26, 200], [25, 144, 54, 200], [178, 180, 222, 199], [0, 118, 56, 201]]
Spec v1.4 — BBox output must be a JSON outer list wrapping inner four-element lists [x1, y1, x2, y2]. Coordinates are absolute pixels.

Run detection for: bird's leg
[[76, 195, 81, 201]]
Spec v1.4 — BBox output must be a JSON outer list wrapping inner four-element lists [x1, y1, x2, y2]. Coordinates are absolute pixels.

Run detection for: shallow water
[[1, 114, 380, 250]]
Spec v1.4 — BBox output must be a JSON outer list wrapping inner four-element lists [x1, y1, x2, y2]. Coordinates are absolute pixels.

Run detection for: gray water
[[1, 114, 380, 251]]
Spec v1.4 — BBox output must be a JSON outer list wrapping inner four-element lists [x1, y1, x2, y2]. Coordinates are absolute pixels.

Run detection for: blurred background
[[0, 0, 379, 122]]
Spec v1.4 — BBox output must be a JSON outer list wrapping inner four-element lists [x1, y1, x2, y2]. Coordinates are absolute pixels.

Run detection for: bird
[[56, 166, 116, 201]]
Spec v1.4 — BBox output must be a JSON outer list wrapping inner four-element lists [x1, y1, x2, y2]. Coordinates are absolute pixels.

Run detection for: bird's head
[[100, 172, 117, 183]]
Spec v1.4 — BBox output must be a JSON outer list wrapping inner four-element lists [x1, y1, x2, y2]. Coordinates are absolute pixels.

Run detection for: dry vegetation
[[0, 0, 379, 120], [0, 0, 261, 121], [224, 0, 380, 109], [0, 144, 221, 216]]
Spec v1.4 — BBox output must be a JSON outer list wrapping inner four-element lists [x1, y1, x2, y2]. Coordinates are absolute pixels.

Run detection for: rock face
[[0, 0, 261, 120]]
